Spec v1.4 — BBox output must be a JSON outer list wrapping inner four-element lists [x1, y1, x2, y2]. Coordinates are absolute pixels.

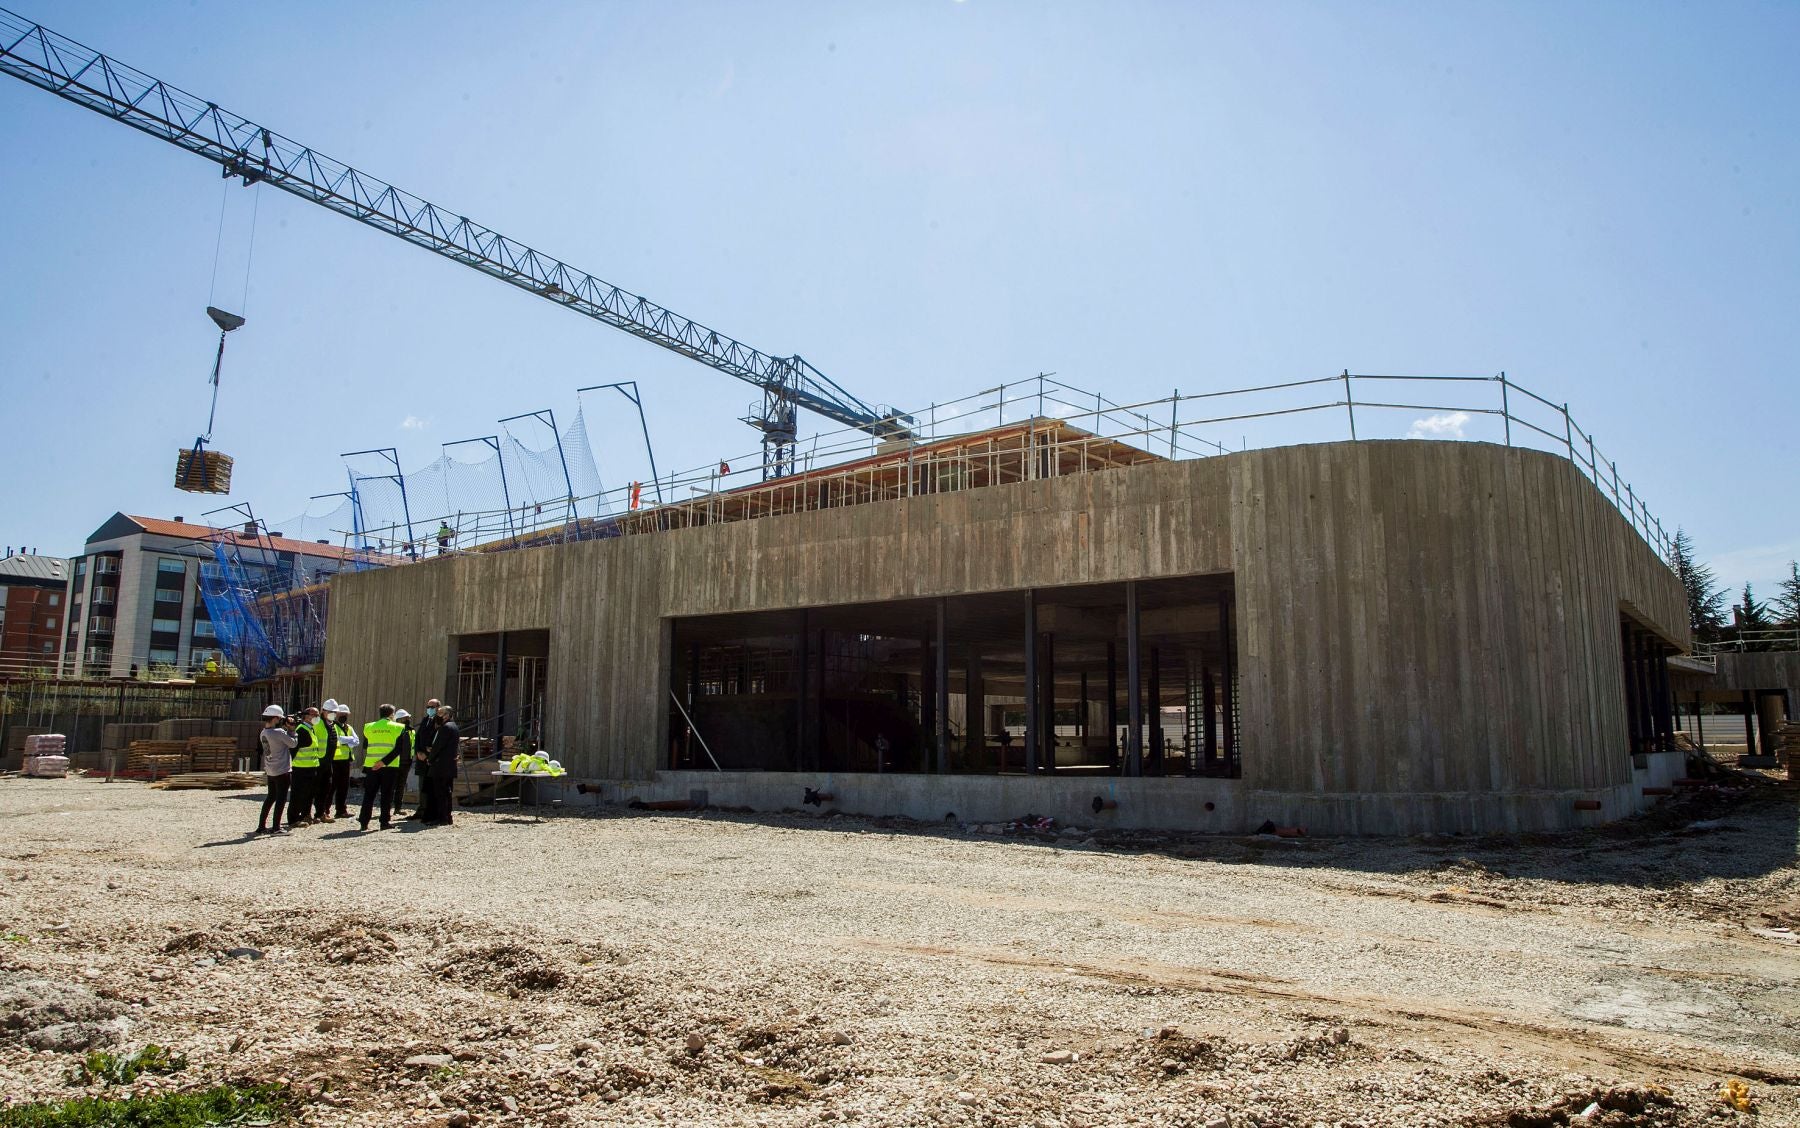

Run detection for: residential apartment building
[[61, 514, 358, 679], [0, 552, 68, 675]]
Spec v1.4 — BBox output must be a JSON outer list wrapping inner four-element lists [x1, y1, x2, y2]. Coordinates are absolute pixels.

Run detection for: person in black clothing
[[289, 706, 332, 827], [399, 698, 441, 820], [423, 704, 460, 826], [328, 705, 358, 819]]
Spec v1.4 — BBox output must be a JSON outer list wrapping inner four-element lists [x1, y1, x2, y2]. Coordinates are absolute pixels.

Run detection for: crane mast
[[0, 7, 911, 478]]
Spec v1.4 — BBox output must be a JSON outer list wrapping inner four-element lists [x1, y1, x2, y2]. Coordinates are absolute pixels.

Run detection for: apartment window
[[153, 617, 182, 634], [154, 588, 183, 604], [45, 617, 58, 630], [148, 648, 179, 664], [192, 620, 217, 639], [74, 558, 87, 577], [47, 593, 59, 607], [91, 585, 117, 604], [94, 557, 120, 575], [88, 616, 114, 634], [157, 557, 187, 575], [41, 641, 54, 654]]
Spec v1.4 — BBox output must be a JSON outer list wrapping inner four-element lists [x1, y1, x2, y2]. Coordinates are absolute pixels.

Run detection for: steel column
[[1126, 580, 1142, 777], [1024, 590, 1038, 775]]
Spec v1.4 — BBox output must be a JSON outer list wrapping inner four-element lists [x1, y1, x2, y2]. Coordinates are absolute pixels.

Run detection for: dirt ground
[[1, 776, 1796, 1127]]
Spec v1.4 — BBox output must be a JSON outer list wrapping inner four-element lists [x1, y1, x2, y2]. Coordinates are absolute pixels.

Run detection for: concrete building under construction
[[322, 399, 1692, 836]]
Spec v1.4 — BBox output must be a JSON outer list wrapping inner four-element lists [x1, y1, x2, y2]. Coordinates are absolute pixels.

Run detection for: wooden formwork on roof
[[612, 419, 1161, 536]]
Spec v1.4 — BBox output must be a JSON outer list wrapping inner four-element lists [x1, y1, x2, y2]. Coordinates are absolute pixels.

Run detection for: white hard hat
[[322, 698, 340, 713], [261, 704, 285, 718], [336, 703, 352, 714], [393, 708, 410, 721]]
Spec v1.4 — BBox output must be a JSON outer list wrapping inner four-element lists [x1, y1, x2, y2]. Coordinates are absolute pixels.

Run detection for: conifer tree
[[1666, 529, 1726, 642]]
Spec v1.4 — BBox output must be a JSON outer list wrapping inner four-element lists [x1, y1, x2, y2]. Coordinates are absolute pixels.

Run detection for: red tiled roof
[[124, 516, 364, 561]]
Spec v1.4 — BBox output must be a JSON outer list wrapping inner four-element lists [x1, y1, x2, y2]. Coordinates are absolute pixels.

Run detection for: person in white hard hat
[[292, 705, 333, 826], [326, 702, 359, 820], [308, 700, 342, 822], [256, 705, 297, 835]]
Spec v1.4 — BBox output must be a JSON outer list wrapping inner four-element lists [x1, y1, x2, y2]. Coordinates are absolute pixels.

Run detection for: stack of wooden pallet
[[150, 771, 261, 791], [460, 736, 495, 760], [186, 737, 240, 772], [126, 740, 190, 775]]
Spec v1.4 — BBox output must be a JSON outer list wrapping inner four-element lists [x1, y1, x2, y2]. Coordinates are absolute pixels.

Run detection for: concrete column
[[1757, 692, 1784, 758]]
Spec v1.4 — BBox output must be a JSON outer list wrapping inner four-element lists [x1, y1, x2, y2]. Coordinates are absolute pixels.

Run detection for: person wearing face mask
[[291, 705, 332, 826], [406, 698, 443, 822], [328, 703, 359, 819]]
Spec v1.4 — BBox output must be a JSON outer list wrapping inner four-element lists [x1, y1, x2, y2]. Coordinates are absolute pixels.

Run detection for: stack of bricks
[[23, 733, 69, 778]]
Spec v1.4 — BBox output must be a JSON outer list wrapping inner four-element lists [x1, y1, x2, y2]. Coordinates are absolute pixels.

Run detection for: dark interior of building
[[669, 574, 1240, 777]]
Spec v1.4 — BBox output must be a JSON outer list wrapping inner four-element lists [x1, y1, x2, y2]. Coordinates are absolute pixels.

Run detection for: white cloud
[[400, 415, 431, 431], [1707, 540, 1800, 594], [1407, 411, 1470, 439]]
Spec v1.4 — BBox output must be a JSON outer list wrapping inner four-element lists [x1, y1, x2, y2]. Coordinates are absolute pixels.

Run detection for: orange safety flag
[[630, 481, 643, 510]]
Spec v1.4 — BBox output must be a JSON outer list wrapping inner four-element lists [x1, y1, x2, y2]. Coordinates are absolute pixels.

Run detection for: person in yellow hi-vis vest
[[357, 704, 411, 831], [327, 702, 359, 820], [289, 706, 332, 827]]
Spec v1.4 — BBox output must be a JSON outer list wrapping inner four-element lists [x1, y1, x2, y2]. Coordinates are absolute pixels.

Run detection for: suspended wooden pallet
[[175, 446, 234, 494]]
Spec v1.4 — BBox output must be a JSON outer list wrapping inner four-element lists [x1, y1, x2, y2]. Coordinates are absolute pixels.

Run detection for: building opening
[[453, 629, 549, 754], [669, 574, 1238, 777]]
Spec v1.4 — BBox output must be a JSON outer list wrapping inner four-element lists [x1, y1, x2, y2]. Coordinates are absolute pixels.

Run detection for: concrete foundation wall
[[324, 439, 1688, 835]]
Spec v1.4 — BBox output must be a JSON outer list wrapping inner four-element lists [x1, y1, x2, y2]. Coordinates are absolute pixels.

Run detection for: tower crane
[[0, 8, 912, 479]]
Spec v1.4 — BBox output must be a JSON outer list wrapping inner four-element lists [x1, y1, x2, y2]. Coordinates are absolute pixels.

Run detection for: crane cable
[[199, 184, 261, 444]]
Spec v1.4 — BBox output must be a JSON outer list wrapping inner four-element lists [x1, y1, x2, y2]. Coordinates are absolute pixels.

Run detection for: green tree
[[1775, 560, 1800, 629], [1734, 582, 1773, 650], [1667, 529, 1726, 642]]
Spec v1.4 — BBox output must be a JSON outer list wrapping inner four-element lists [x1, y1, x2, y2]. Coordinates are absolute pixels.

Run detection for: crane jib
[[0, 7, 914, 460]]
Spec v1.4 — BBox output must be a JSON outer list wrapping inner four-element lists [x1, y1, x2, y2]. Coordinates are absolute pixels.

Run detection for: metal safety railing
[[330, 370, 1677, 569], [1694, 628, 1800, 655]]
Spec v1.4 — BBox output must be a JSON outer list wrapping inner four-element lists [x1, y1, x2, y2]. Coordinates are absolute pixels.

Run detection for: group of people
[[254, 697, 462, 835]]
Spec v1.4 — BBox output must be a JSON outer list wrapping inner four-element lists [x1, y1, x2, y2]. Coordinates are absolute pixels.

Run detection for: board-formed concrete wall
[[323, 439, 1688, 834]]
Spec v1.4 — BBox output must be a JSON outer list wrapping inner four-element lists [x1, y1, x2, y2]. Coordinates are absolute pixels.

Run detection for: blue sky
[[1, 1, 1796, 598]]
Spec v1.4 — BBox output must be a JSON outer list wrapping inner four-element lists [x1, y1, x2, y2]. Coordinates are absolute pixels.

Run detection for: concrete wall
[[324, 439, 1688, 834]]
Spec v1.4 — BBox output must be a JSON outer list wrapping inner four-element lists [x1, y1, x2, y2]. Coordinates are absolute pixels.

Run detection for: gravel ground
[[1, 776, 1796, 1127]]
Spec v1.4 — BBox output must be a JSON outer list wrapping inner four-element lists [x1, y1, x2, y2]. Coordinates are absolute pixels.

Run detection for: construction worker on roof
[[289, 706, 331, 827], [357, 704, 410, 831]]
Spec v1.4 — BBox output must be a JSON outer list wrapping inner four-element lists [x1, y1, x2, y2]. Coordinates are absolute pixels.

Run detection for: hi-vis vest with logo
[[293, 719, 329, 768], [331, 721, 354, 761], [361, 718, 403, 769]]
